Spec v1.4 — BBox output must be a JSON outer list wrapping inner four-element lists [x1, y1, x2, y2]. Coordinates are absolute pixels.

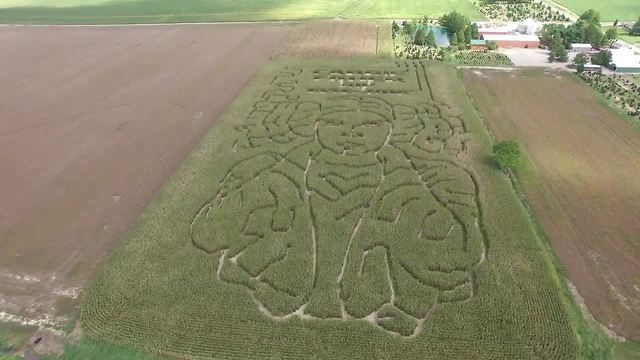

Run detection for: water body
[[421, 25, 450, 47]]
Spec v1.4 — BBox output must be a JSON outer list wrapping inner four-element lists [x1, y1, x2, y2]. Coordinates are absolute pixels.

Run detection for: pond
[[417, 25, 450, 47]]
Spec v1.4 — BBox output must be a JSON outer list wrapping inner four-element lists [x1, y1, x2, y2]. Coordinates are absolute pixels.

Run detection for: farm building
[[610, 49, 640, 74], [481, 34, 540, 49], [470, 39, 487, 51], [571, 43, 592, 53]]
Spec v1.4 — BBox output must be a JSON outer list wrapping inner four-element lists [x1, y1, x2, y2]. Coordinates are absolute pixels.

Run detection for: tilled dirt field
[[464, 69, 640, 340], [0, 24, 289, 326]]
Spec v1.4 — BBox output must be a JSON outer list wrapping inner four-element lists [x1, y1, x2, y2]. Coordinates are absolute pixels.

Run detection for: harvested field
[[464, 69, 640, 340], [81, 60, 577, 359], [272, 20, 382, 59], [0, 24, 289, 326]]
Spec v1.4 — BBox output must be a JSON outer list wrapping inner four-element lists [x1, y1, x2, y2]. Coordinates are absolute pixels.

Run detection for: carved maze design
[[190, 61, 488, 337]]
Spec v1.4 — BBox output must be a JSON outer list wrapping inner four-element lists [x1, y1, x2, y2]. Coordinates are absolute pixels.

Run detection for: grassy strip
[[59, 337, 161, 360]]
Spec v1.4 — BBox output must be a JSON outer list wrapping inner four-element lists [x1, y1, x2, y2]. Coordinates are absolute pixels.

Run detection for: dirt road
[[0, 24, 289, 326], [464, 69, 640, 340]]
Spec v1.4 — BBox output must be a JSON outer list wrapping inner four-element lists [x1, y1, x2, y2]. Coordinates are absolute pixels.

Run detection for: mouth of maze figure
[[316, 110, 390, 156]]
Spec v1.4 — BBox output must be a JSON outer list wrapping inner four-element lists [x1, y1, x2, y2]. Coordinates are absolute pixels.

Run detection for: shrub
[[492, 140, 523, 172]]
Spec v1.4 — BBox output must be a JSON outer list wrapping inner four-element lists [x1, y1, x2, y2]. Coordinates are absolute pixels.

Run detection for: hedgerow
[[80, 60, 578, 359]]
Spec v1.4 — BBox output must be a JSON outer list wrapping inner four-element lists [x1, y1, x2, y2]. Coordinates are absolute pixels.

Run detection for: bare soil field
[[272, 20, 385, 59], [464, 69, 640, 340], [0, 24, 289, 327]]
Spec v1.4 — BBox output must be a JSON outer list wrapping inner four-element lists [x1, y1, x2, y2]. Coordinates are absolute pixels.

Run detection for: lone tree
[[573, 53, 589, 73], [605, 28, 618, 46], [579, 9, 601, 26], [492, 140, 523, 173]]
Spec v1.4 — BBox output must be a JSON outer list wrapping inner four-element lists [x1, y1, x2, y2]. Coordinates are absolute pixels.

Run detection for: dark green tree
[[492, 140, 523, 172], [450, 32, 459, 46], [414, 27, 427, 45], [457, 29, 467, 44], [591, 50, 612, 66], [439, 11, 469, 34], [573, 53, 589, 73], [584, 23, 604, 45], [579, 9, 601, 26], [470, 23, 480, 40], [426, 30, 436, 47], [605, 28, 618, 46], [549, 34, 568, 62]]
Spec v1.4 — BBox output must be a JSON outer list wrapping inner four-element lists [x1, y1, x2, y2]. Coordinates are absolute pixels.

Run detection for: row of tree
[[438, 11, 480, 46], [572, 50, 612, 72], [540, 9, 617, 51]]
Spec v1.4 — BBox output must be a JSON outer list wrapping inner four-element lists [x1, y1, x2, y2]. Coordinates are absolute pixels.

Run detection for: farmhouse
[[571, 43, 592, 53], [609, 49, 640, 73], [481, 34, 540, 49]]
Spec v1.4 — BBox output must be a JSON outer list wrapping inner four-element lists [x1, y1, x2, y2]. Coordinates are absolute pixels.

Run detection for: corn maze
[[81, 60, 578, 359], [190, 63, 487, 337]]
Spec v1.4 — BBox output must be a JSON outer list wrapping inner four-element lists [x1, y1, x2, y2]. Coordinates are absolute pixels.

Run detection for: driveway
[[499, 48, 575, 70]]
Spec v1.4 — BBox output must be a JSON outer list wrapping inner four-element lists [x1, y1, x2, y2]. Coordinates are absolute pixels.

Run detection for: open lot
[[80, 59, 576, 359], [464, 69, 640, 340], [553, 0, 640, 21], [0, 0, 485, 24], [0, 24, 289, 327]]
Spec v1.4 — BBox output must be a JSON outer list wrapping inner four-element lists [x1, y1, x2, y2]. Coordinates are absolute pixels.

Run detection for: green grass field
[[0, 0, 484, 24], [553, 0, 640, 21], [79, 59, 577, 359]]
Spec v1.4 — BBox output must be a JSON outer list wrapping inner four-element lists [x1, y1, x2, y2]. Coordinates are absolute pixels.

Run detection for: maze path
[[190, 61, 488, 337]]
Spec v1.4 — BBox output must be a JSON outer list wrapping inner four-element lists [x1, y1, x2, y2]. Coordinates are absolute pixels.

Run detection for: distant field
[[342, 0, 482, 20], [272, 20, 392, 58], [80, 59, 577, 359], [0, 0, 485, 24], [465, 69, 640, 341], [553, 0, 640, 21]]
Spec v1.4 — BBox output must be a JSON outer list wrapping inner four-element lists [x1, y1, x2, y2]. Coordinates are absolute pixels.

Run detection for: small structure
[[584, 64, 602, 73], [610, 49, 640, 73], [481, 34, 540, 49], [571, 43, 592, 53], [470, 39, 487, 51]]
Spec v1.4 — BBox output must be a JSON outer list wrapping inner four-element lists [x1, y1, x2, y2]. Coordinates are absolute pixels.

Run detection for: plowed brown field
[[0, 24, 289, 325], [464, 69, 640, 340]]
